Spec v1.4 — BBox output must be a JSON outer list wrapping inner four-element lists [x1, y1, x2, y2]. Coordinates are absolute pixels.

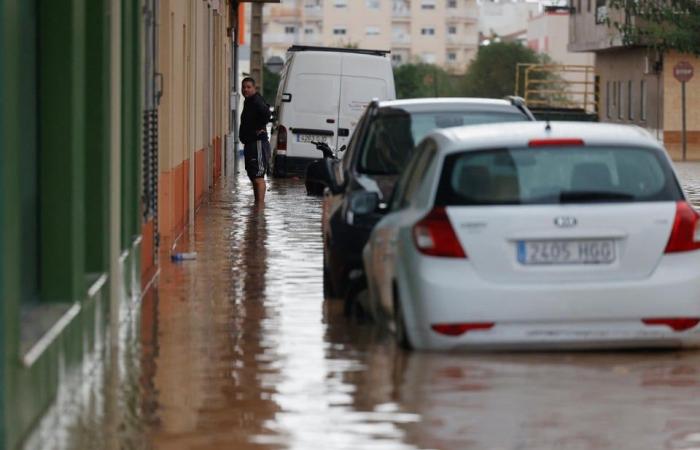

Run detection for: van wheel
[[272, 155, 286, 178], [306, 181, 324, 196], [393, 284, 413, 350]]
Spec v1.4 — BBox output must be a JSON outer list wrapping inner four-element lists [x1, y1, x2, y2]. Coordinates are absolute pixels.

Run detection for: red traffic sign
[[674, 61, 694, 83]]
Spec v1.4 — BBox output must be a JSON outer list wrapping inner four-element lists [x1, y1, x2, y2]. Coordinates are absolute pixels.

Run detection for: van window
[[435, 146, 683, 206], [292, 74, 340, 115]]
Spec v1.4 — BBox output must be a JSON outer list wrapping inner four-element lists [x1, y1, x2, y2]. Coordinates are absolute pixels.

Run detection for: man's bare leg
[[254, 178, 266, 203]]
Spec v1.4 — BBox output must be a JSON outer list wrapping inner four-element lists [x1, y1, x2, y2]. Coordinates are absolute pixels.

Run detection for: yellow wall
[[158, 0, 231, 239]]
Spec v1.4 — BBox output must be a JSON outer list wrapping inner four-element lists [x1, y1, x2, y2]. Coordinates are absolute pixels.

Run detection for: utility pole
[[250, 2, 263, 88]]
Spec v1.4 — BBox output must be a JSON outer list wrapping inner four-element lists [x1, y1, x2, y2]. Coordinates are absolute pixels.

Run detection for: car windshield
[[435, 146, 683, 205], [358, 108, 527, 175]]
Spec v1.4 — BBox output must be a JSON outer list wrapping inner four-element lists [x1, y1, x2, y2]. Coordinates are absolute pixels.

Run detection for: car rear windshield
[[435, 146, 684, 206], [358, 109, 528, 175]]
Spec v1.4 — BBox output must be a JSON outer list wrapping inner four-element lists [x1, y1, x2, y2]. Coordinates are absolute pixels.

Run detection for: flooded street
[[27, 161, 700, 450]]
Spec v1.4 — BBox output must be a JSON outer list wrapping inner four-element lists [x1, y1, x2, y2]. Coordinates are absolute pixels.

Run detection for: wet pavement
[[24, 161, 700, 450]]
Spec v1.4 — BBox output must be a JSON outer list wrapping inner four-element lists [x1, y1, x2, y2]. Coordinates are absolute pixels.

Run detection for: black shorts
[[244, 132, 270, 180]]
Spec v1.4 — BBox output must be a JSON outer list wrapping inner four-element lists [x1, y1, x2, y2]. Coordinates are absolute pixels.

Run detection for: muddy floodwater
[[24, 161, 700, 450]]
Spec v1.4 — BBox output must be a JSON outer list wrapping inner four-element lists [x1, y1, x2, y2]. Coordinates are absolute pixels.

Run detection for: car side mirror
[[349, 191, 381, 215]]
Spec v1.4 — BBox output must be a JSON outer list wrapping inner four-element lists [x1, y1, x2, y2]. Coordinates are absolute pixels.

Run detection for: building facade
[[527, 8, 594, 67], [478, 0, 539, 45], [569, 2, 700, 160], [0, 1, 233, 448], [253, 0, 479, 73]]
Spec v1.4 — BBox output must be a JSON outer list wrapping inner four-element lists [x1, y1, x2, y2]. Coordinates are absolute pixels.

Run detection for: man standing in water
[[240, 77, 272, 203]]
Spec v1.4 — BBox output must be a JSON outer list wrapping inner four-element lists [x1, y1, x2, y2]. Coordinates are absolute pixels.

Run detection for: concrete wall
[[478, 0, 539, 38], [158, 0, 232, 242], [528, 11, 594, 66], [568, 0, 624, 52], [596, 48, 664, 137]]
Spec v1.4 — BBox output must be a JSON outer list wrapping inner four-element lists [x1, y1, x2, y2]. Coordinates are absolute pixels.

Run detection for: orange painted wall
[[158, 158, 190, 240], [195, 148, 205, 205]]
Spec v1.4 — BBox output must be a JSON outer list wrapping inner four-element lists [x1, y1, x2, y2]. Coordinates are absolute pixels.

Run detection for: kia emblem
[[554, 216, 577, 227]]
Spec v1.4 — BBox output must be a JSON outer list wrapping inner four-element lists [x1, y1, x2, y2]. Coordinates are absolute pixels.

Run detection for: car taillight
[[412, 207, 467, 258], [431, 322, 494, 336], [277, 124, 287, 151], [642, 318, 700, 332], [664, 201, 700, 253]]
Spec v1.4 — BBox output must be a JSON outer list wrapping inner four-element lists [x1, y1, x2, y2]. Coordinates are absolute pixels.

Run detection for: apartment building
[[251, 0, 479, 73], [569, 2, 700, 160]]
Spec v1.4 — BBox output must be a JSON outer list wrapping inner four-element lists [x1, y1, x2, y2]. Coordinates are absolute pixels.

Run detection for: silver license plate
[[517, 239, 616, 265], [297, 134, 328, 143]]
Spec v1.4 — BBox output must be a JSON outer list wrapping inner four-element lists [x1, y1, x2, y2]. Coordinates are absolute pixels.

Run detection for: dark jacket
[[239, 92, 271, 145]]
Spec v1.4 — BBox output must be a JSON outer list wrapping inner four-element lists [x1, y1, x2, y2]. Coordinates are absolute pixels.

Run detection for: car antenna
[[545, 120, 551, 132]]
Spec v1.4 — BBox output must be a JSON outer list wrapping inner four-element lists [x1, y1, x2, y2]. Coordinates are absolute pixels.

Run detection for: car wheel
[[323, 250, 336, 299], [344, 278, 369, 321], [393, 284, 413, 350]]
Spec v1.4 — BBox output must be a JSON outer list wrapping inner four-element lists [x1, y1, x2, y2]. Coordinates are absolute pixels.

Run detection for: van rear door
[[286, 52, 341, 159], [337, 54, 395, 153]]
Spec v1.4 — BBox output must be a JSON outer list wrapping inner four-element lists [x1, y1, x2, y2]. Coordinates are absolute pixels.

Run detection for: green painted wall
[[0, 0, 145, 447], [84, 0, 111, 275], [0, 0, 23, 446], [39, 0, 87, 303]]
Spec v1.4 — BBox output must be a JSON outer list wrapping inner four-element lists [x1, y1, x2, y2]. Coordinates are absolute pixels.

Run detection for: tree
[[606, 0, 700, 55], [393, 63, 461, 99], [461, 41, 540, 98], [262, 65, 280, 102]]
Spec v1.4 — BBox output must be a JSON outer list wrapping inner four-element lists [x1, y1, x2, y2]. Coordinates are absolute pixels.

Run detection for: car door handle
[[338, 128, 350, 137]]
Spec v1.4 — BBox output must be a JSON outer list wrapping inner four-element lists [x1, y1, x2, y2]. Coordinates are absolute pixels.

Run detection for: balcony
[[392, 1, 410, 20], [269, 5, 302, 23], [446, 35, 477, 47], [264, 33, 297, 45], [303, 5, 322, 19], [391, 34, 411, 47], [445, 9, 477, 23]]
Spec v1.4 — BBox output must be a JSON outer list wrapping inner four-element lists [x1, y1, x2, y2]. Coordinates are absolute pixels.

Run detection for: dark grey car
[[318, 97, 536, 310]]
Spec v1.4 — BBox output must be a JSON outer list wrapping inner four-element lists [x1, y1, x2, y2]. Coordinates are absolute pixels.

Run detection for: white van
[[270, 45, 396, 177]]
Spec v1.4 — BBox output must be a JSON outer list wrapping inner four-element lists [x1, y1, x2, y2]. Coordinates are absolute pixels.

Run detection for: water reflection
[[675, 161, 700, 206], [26, 161, 700, 450]]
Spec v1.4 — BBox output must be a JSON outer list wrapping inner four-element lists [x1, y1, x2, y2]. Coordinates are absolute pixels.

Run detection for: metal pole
[[251, 2, 263, 89], [682, 80, 687, 161]]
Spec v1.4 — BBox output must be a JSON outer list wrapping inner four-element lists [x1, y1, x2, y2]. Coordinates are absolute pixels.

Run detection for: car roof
[[427, 121, 664, 154], [377, 97, 512, 109]]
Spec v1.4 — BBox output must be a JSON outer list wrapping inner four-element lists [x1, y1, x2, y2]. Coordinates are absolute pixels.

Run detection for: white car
[[363, 121, 700, 351]]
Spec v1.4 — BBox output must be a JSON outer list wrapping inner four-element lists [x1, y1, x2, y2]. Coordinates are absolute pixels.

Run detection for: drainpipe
[[231, 0, 240, 174], [189, 1, 196, 228]]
